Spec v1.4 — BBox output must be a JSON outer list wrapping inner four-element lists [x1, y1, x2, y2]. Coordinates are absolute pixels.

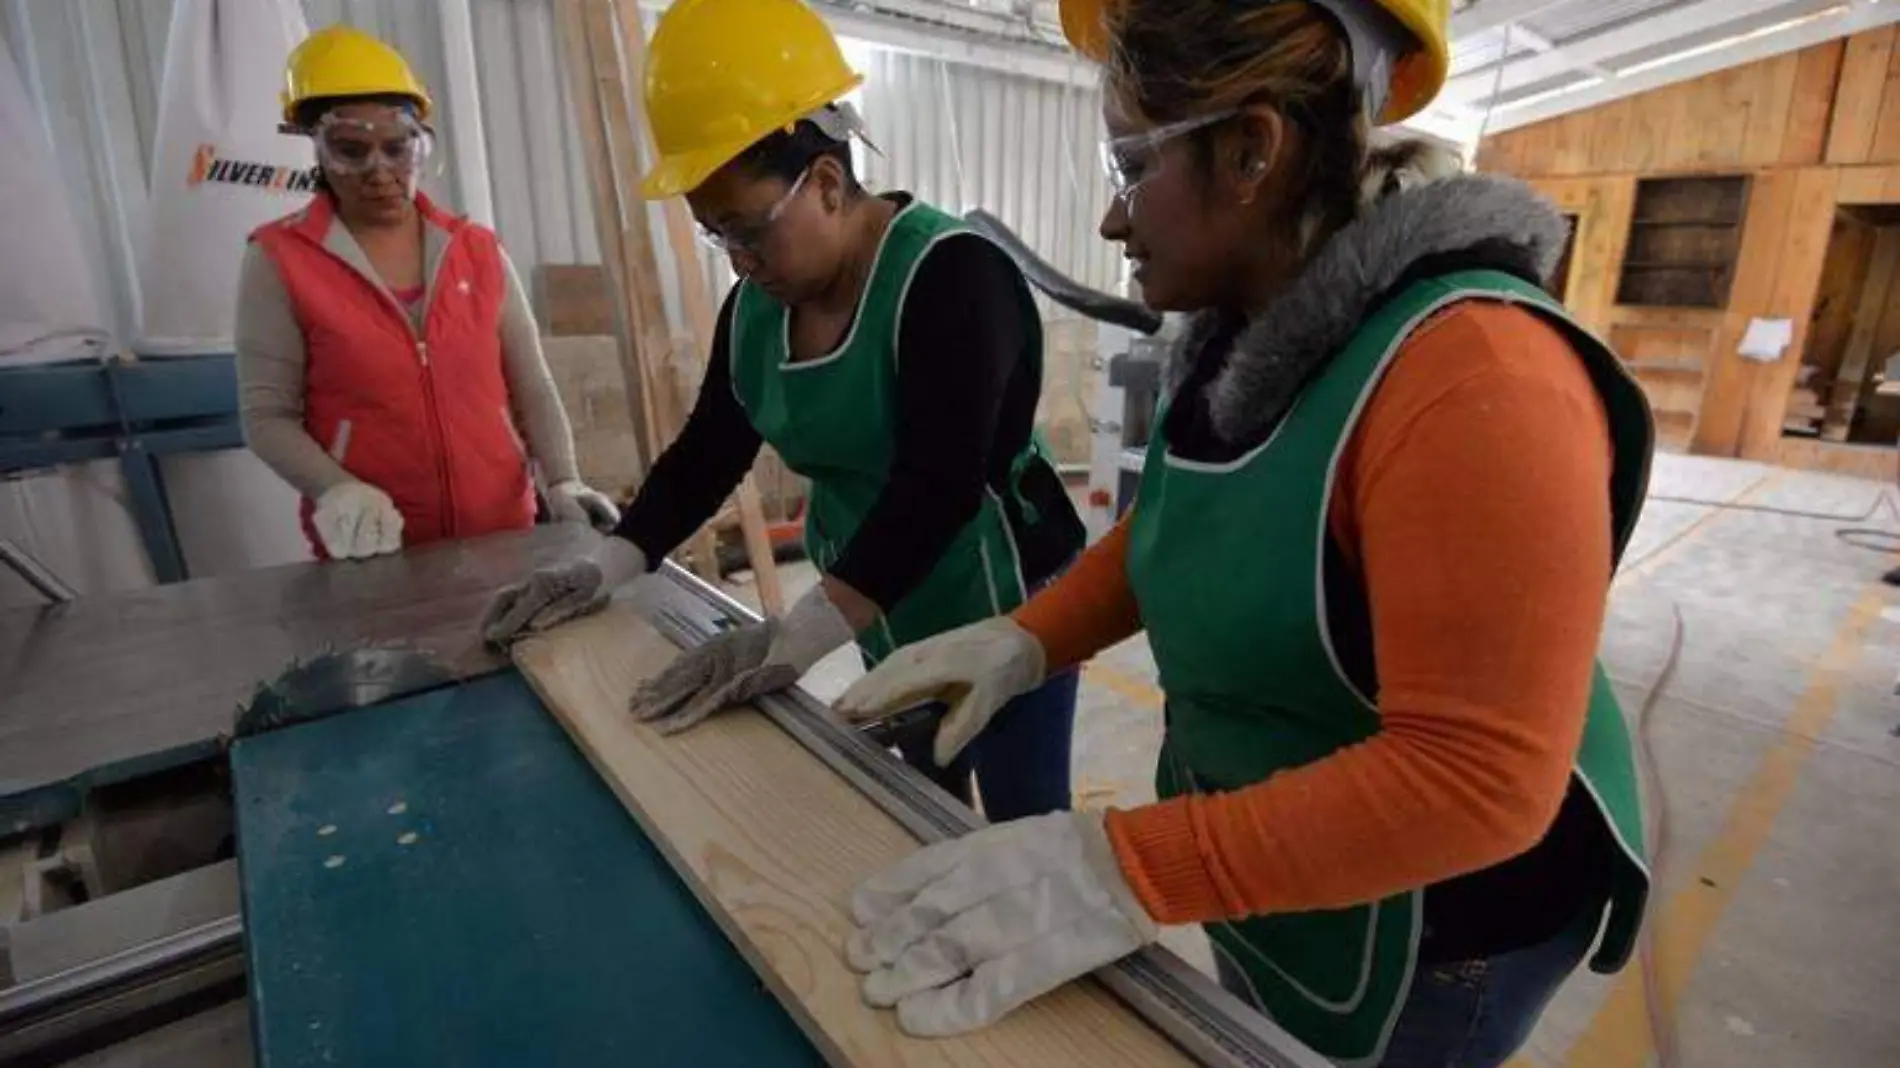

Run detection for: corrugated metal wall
[[857, 47, 1118, 299], [3, 0, 1115, 338]]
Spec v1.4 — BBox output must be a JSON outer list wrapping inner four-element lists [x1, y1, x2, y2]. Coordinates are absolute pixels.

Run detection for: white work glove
[[834, 617, 1045, 767], [631, 584, 855, 734], [846, 810, 1159, 1037], [481, 538, 646, 647], [312, 481, 403, 560], [547, 479, 621, 532]]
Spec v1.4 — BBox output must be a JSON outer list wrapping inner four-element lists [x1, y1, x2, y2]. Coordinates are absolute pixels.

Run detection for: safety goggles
[[696, 168, 811, 257], [1099, 109, 1239, 200], [313, 112, 432, 176]]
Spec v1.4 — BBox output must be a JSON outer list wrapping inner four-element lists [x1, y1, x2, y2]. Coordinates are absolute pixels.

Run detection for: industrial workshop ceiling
[[818, 0, 1900, 146]]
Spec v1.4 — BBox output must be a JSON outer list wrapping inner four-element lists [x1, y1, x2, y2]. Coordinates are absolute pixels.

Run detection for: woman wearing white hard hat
[[238, 25, 617, 561]]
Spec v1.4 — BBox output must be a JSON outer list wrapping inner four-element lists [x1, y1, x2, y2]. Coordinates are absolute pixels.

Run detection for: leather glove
[[547, 479, 622, 531], [312, 481, 403, 560], [834, 618, 1045, 767], [846, 810, 1158, 1037], [481, 538, 645, 647], [631, 584, 855, 734]]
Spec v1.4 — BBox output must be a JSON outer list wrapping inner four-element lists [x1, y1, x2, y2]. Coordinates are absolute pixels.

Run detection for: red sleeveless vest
[[251, 192, 535, 556]]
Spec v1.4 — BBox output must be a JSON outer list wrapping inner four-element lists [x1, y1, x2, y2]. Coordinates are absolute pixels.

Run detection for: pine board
[[512, 604, 1197, 1068]]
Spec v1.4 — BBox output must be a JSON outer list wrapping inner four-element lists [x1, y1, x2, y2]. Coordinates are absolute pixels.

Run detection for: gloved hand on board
[[481, 537, 646, 647], [547, 479, 622, 532], [313, 481, 403, 560], [629, 583, 855, 734], [845, 809, 1159, 1037], [833, 617, 1046, 767]]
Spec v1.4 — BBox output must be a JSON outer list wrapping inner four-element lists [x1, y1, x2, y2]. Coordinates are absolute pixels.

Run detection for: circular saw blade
[[235, 644, 456, 737]]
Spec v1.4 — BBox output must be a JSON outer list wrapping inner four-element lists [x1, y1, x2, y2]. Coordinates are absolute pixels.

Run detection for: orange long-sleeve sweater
[[1014, 302, 1616, 925]]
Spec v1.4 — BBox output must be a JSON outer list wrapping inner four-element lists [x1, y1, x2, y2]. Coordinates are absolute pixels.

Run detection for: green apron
[[1125, 271, 1654, 1066], [728, 200, 1056, 664]]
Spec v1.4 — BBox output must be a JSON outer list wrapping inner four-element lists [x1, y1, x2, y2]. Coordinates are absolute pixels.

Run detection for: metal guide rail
[[649, 563, 1331, 1068]]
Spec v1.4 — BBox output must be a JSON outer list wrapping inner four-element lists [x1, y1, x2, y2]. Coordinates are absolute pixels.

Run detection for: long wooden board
[[513, 605, 1196, 1068]]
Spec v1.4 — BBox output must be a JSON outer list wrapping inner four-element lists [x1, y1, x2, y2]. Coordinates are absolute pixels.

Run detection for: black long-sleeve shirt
[[614, 215, 1080, 610]]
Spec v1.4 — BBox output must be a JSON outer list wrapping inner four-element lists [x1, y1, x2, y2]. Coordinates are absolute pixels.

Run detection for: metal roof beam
[[1450, 0, 1569, 39], [1479, 0, 1900, 131], [1445, 0, 1832, 105]]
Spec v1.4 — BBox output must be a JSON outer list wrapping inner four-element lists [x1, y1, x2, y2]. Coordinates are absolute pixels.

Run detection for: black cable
[[1645, 490, 1900, 555]]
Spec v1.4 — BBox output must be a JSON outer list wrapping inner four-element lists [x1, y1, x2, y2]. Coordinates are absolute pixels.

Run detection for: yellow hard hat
[[282, 25, 433, 125], [640, 0, 864, 199], [1059, 0, 1449, 124]]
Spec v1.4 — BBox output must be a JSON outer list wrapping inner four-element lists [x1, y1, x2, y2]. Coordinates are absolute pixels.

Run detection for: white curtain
[[140, 0, 314, 576], [0, 33, 153, 606]]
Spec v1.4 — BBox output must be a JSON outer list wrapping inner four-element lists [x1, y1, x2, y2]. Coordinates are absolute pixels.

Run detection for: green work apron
[[727, 200, 1056, 664], [1125, 271, 1654, 1066]]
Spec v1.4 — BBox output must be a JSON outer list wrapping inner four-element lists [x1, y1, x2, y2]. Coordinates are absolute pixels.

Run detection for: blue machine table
[[1, 529, 1324, 1068], [230, 671, 824, 1067]]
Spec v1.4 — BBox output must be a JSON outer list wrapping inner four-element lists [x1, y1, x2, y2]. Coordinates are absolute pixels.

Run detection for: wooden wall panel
[[1784, 41, 1847, 165], [1743, 167, 1843, 456], [1529, 176, 1635, 335], [1827, 26, 1897, 164], [1691, 170, 1798, 454], [1480, 40, 1848, 178]]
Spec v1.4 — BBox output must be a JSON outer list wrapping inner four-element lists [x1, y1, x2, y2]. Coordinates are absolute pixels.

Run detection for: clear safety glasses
[[1099, 109, 1239, 201], [696, 169, 810, 257], [313, 112, 432, 176]]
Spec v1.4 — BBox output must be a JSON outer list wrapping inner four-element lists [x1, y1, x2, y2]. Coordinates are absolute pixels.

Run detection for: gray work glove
[[481, 539, 646, 647], [632, 585, 855, 734]]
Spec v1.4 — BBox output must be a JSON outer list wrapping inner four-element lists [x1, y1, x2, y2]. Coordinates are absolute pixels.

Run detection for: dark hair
[[294, 93, 423, 194], [1109, 1, 1456, 255], [730, 108, 863, 195]]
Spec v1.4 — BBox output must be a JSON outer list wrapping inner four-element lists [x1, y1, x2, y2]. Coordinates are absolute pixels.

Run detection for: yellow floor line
[[1081, 662, 1165, 707], [1558, 584, 1887, 1068], [1615, 471, 1785, 585]]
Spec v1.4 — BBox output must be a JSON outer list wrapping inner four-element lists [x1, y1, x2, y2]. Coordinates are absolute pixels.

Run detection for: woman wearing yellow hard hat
[[484, 0, 1087, 823], [238, 25, 618, 562], [832, 1, 1653, 1065]]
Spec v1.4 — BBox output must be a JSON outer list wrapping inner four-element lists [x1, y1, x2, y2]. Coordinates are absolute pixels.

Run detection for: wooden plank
[[1588, 96, 1636, 174], [535, 264, 616, 336], [1697, 67, 1753, 168], [1783, 40, 1846, 165], [1550, 111, 1594, 176], [1743, 52, 1800, 169], [544, 335, 645, 500], [1821, 226, 1900, 441], [1800, 215, 1876, 391], [1691, 170, 1797, 455], [1826, 26, 1896, 165], [1836, 164, 1900, 205], [1570, 177, 1636, 334], [610, 0, 784, 614], [513, 605, 1200, 1068], [1737, 167, 1841, 458], [553, 0, 653, 465], [1871, 32, 1900, 164]]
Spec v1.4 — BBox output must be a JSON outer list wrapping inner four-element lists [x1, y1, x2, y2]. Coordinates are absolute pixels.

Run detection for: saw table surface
[[0, 525, 592, 825], [230, 669, 826, 1067]]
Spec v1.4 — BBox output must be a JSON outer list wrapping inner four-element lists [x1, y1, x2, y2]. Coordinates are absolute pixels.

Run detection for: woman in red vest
[[237, 26, 617, 560]]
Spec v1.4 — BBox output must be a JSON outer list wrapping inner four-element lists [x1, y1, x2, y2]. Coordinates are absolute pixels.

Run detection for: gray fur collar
[[1174, 174, 1568, 445]]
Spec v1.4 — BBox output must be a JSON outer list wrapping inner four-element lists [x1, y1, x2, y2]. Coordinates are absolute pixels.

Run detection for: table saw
[[0, 526, 1325, 1068]]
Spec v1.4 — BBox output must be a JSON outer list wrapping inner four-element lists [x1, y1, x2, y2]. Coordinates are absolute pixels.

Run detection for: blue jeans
[[1215, 902, 1600, 1068], [897, 669, 1078, 822]]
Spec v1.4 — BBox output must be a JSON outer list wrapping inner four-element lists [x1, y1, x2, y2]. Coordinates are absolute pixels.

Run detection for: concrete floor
[[729, 452, 1900, 1068]]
